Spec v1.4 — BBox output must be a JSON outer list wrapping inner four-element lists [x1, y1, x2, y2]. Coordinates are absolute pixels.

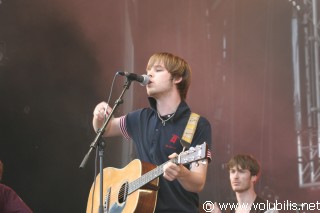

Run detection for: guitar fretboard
[[126, 142, 207, 195], [127, 160, 169, 194]]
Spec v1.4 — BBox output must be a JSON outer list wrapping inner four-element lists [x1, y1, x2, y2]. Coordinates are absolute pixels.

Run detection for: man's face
[[146, 62, 174, 98], [229, 166, 256, 193]]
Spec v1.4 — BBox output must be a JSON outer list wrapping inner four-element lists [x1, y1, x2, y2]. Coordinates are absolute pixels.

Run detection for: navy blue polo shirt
[[121, 97, 212, 213]]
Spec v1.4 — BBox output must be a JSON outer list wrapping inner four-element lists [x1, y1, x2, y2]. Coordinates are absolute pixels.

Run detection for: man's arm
[[163, 153, 208, 193], [92, 102, 122, 137]]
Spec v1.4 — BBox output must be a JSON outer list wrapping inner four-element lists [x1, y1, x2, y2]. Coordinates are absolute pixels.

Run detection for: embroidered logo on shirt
[[165, 144, 176, 149], [170, 134, 179, 143]]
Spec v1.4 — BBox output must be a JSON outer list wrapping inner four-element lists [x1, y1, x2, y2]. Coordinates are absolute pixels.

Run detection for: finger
[[163, 172, 175, 181], [104, 105, 112, 117], [93, 104, 110, 119], [164, 166, 179, 177], [164, 161, 176, 170], [168, 153, 178, 159], [93, 108, 104, 117]]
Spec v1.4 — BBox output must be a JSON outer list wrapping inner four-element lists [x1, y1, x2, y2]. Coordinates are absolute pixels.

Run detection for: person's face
[[146, 62, 176, 98], [229, 166, 256, 193]]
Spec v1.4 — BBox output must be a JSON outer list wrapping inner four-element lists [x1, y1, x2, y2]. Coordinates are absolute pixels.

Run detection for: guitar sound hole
[[118, 182, 129, 204]]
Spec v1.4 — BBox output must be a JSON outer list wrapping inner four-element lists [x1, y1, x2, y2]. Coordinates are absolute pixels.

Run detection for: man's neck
[[236, 190, 257, 206], [155, 93, 181, 115]]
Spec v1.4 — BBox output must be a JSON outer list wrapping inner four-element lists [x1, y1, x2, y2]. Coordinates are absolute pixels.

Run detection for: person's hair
[[146, 52, 191, 101], [226, 154, 260, 177]]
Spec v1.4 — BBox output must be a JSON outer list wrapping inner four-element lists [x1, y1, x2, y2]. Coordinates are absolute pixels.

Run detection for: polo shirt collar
[[148, 97, 191, 122]]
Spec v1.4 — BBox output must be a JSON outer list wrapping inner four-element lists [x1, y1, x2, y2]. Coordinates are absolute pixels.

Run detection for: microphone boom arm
[[79, 77, 133, 213], [79, 78, 132, 168]]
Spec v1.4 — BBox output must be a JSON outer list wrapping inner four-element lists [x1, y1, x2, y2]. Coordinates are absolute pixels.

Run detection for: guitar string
[[96, 157, 178, 204], [95, 146, 205, 207], [95, 165, 165, 205], [104, 166, 162, 200], [98, 181, 153, 205], [97, 158, 177, 204]]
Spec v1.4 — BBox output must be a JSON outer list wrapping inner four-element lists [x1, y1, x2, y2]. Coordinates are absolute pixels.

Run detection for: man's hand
[[163, 153, 188, 181]]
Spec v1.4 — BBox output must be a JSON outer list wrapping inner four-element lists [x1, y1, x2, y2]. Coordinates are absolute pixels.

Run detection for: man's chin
[[233, 187, 244, 193]]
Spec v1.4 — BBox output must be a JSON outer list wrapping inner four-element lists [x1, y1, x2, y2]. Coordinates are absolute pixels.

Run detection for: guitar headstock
[[175, 142, 208, 165]]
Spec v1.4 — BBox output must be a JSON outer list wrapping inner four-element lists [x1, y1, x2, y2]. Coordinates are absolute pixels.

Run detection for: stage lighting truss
[[291, 0, 320, 188]]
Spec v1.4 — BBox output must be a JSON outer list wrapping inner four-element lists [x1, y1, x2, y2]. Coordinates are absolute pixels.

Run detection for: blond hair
[[147, 52, 191, 101]]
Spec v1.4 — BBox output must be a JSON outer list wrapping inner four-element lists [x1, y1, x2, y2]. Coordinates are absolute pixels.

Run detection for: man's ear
[[173, 76, 182, 84], [251, 175, 258, 184]]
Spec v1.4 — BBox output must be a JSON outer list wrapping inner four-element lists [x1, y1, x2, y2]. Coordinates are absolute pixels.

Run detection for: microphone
[[117, 71, 150, 86]]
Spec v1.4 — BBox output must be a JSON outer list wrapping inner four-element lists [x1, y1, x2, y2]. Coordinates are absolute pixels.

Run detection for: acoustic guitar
[[86, 142, 208, 213]]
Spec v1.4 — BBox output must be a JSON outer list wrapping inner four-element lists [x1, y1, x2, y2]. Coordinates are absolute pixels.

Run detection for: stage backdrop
[[0, 0, 318, 212]]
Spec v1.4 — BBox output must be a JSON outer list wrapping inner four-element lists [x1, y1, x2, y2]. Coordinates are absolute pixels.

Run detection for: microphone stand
[[79, 78, 132, 213]]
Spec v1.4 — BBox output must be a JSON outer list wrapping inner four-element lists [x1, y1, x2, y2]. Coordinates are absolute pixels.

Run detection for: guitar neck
[[127, 142, 207, 195], [128, 161, 167, 194]]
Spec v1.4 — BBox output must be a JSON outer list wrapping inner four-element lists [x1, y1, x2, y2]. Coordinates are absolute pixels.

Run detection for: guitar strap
[[180, 112, 200, 149]]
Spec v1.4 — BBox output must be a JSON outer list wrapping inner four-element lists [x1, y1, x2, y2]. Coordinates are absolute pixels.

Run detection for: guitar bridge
[[104, 187, 111, 213]]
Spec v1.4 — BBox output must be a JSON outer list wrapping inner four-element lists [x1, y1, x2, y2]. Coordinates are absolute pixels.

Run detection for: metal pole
[[311, 0, 320, 158]]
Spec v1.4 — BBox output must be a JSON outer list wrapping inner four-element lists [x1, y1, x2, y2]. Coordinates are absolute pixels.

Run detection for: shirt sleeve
[[193, 116, 213, 162], [119, 115, 131, 140], [0, 184, 33, 213]]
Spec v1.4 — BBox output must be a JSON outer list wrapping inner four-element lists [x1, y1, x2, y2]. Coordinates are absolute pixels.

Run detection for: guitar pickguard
[[108, 202, 126, 213]]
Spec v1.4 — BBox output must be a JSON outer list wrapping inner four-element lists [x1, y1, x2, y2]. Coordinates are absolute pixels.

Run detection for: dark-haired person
[[0, 160, 33, 213], [212, 154, 278, 213], [92, 52, 212, 212]]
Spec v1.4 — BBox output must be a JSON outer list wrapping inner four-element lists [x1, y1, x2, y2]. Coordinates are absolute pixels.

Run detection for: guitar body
[[86, 142, 208, 213], [86, 159, 159, 213]]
